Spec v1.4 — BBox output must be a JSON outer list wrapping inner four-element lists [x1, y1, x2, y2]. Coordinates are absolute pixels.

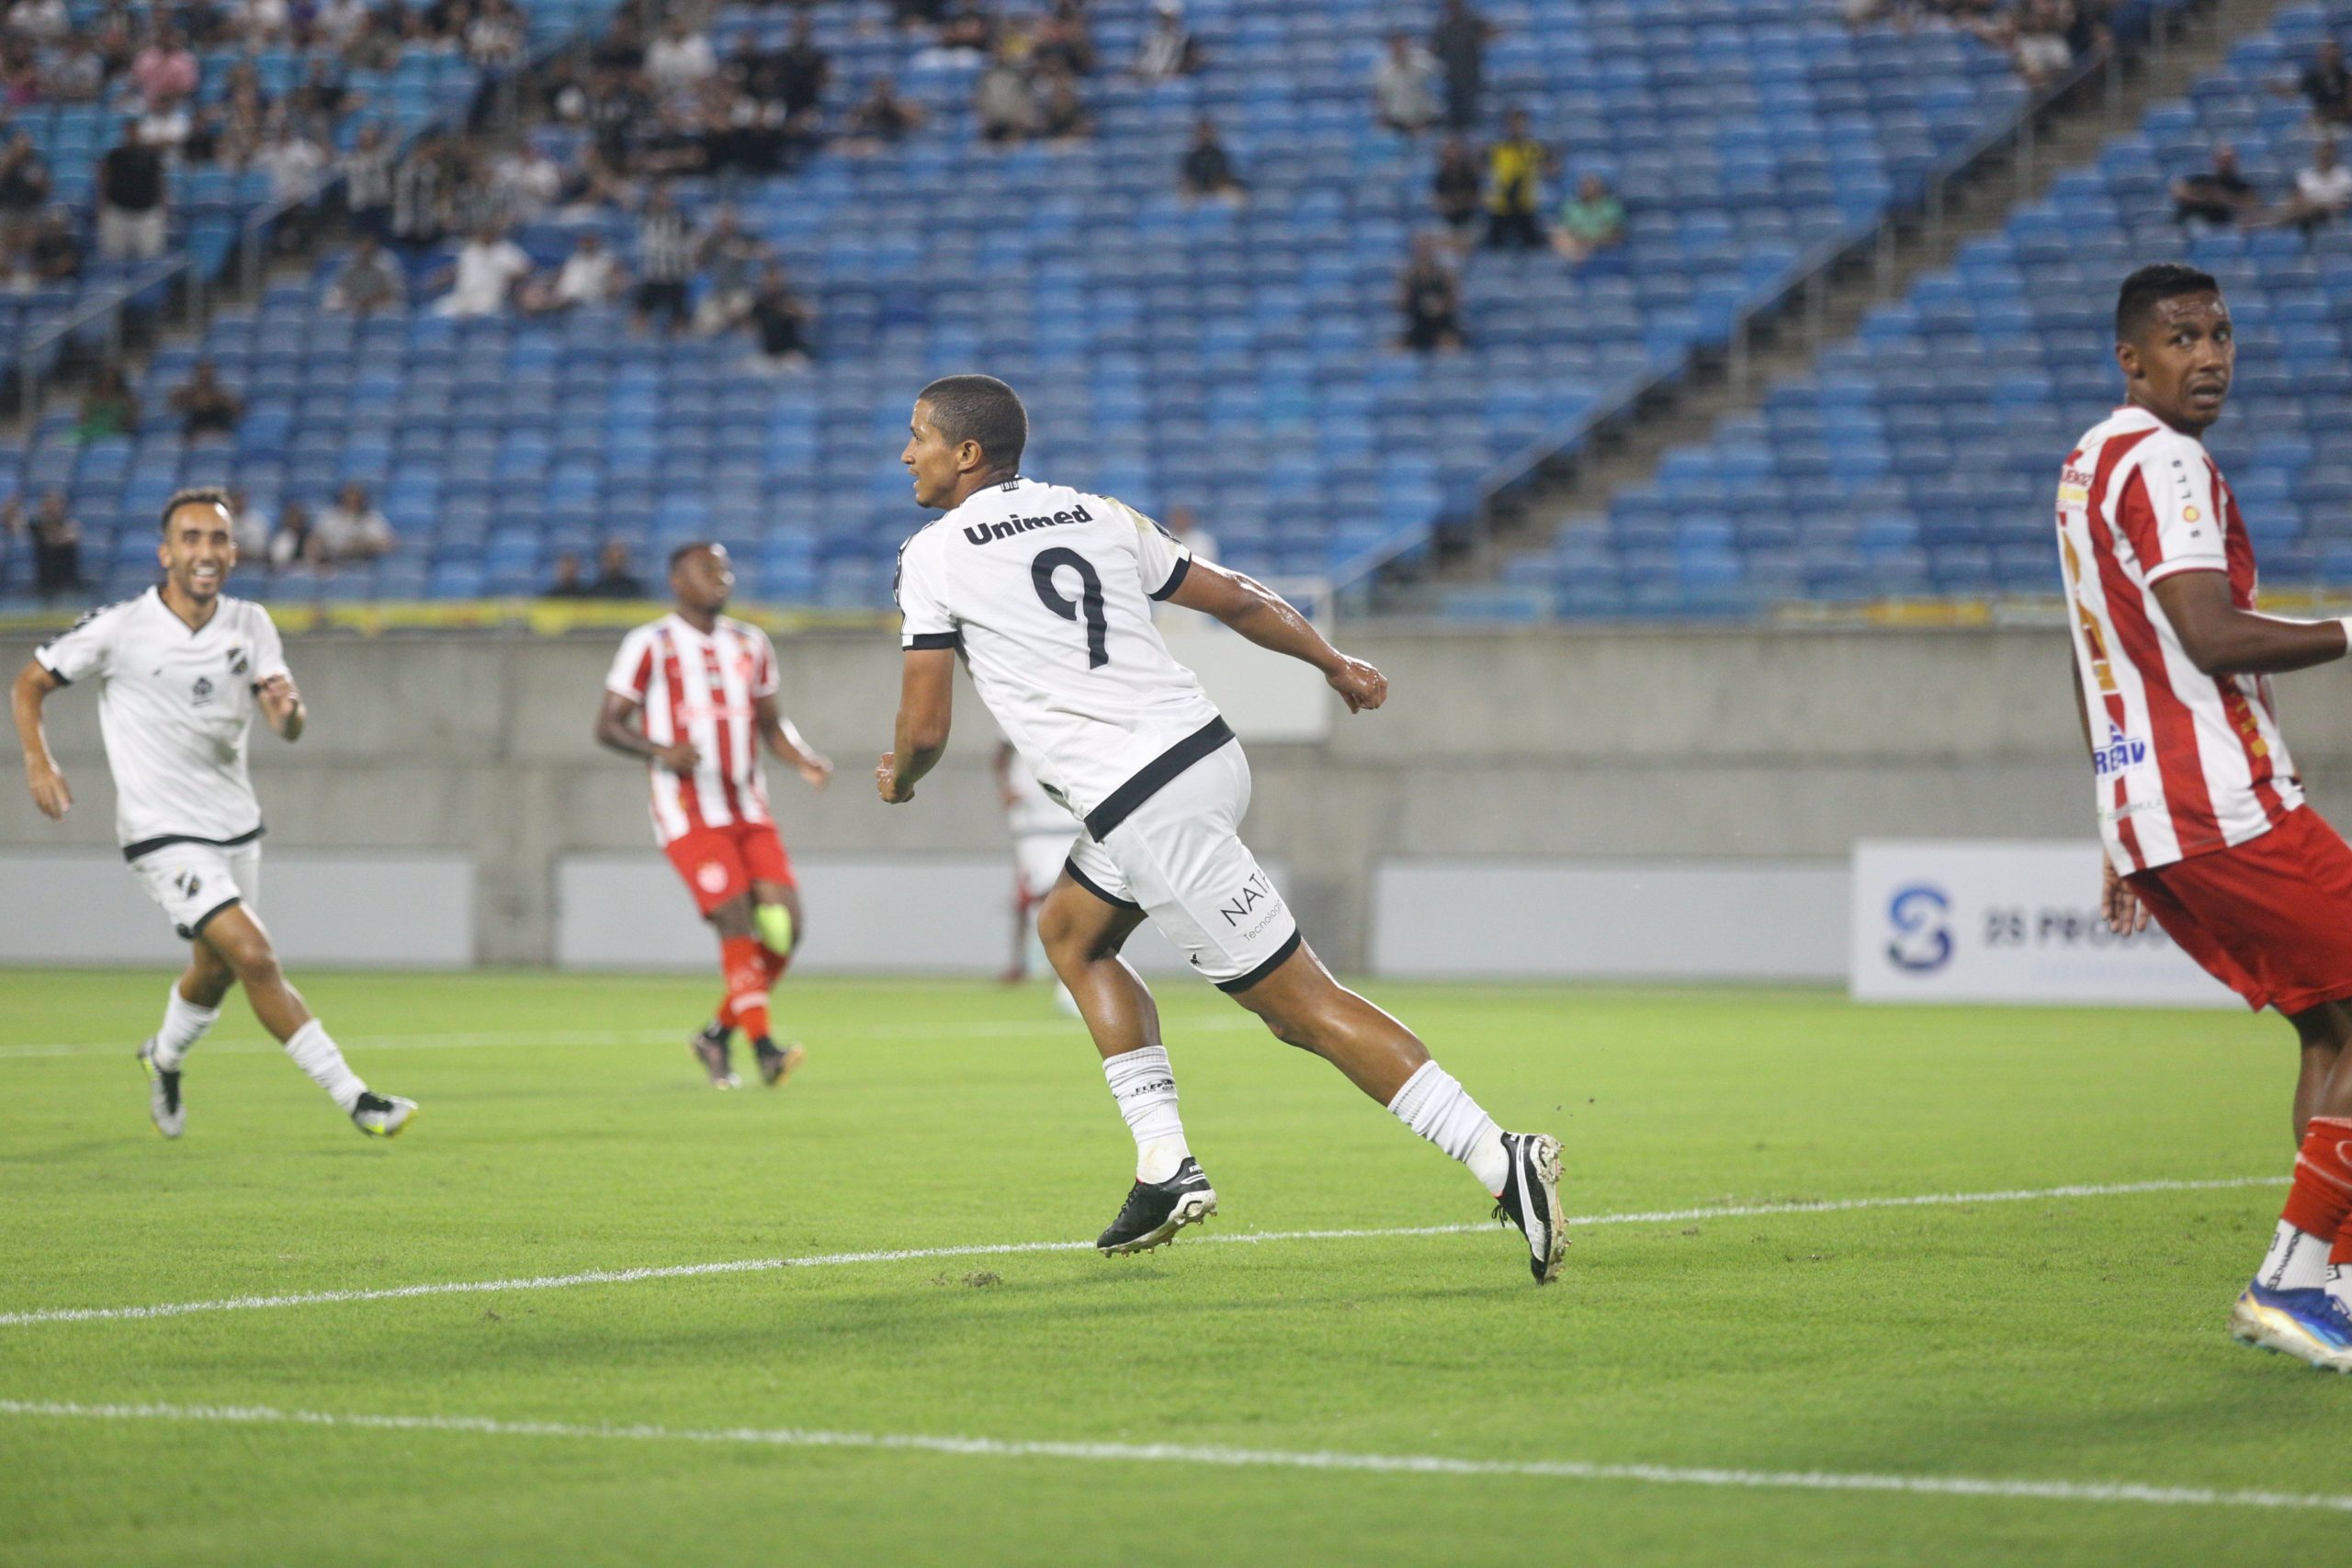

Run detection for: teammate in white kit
[[876, 376, 1565, 1280], [995, 739, 1079, 985], [9, 488, 416, 1139]]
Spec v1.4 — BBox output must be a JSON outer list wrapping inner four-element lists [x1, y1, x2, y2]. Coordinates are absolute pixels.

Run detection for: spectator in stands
[[1484, 108, 1555, 250], [1430, 0, 1497, 134], [1551, 172, 1625, 263], [1134, 0, 1200, 82], [590, 538, 647, 597], [465, 0, 527, 69], [694, 207, 763, 333], [2276, 137, 2352, 231], [314, 0, 374, 52], [542, 551, 593, 598], [2008, 0, 2074, 87], [342, 121, 395, 242], [96, 120, 169, 262], [75, 364, 139, 444], [4, 489, 82, 600], [1181, 117, 1247, 204], [169, 358, 244, 441], [1432, 136, 1482, 244], [432, 220, 532, 317], [894, 0, 949, 29], [314, 480, 394, 565], [842, 76, 924, 152], [1034, 2, 1097, 77], [1397, 234, 1464, 353], [633, 183, 697, 335], [290, 56, 362, 131], [254, 113, 328, 247], [646, 15, 717, 101], [16, 208, 81, 286], [929, 1, 996, 63], [137, 88, 195, 154], [0, 131, 48, 247], [2292, 39, 2351, 127], [2172, 142, 2259, 226], [41, 38, 107, 105], [225, 486, 272, 558], [1038, 66, 1092, 142], [7, 0, 70, 44], [130, 24, 198, 110], [267, 500, 315, 570], [529, 230, 625, 311], [773, 12, 831, 122], [325, 234, 404, 313], [492, 141, 564, 223], [1374, 31, 1442, 136], [391, 134, 452, 254], [745, 261, 814, 371], [977, 42, 1039, 143]]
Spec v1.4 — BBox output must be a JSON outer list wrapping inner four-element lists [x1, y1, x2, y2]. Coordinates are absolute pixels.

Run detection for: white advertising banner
[[1849, 840, 2240, 1008]]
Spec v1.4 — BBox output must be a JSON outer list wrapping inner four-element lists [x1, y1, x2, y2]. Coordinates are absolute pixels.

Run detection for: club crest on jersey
[[2091, 722, 2149, 777], [964, 502, 1092, 546], [174, 870, 203, 899], [190, 675, 215, 707], [227, 646, 248, 676]]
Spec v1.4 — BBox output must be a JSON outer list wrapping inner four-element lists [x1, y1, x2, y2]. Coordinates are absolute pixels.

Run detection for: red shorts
[[2128, 806, 2352, 1015], [662, 820, 795, 918]]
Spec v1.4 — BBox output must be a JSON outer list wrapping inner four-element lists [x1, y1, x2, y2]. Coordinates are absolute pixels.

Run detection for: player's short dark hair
[[159, 486, 232, 534], [2115, 263, 2222, 344], [917, 374, 1027, 473], [667, 540, 721, 572]]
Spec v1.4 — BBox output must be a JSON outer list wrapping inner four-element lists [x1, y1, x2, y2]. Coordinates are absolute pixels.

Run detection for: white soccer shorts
[[1063, 741, 1302, 992], [130, 839, 261, 942]]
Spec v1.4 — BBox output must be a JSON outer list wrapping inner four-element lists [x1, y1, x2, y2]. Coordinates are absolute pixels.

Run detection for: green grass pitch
[[1, 968, 2346, 1565]]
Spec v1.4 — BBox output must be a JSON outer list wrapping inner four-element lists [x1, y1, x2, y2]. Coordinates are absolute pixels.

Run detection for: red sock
[[720, 936, 770, 1043], [756, 942, 789, 989], [2281, 1117, 2352, 1240]]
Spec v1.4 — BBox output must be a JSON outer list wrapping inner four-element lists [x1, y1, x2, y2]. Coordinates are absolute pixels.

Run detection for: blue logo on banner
[[1885, 884, 1952, 973]]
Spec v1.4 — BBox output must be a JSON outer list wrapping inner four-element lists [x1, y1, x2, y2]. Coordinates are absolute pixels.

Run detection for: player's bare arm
[[1166, 557, 1387, 713], [877, 647, 955, 804], [257, 673, 306, 742], [2149, 570, 2351, 677], [594, 690, 698, 773], [12, 658, 70, 819], [752, 694, 832, 790]]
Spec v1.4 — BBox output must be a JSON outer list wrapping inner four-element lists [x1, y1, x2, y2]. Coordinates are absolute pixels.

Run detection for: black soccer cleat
[[349, 1091, 417, 1138], [753, 1038, 806, 1088], [690, 1021, 740, 1089], [1096, 1157, 1218, 1255], [1492, 1131, 1566, 1283]]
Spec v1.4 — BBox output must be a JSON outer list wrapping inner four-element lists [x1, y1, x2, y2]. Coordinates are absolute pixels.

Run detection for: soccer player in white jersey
[[995, 739, 1078, 985], [877, 376, 1565, 1281], [2060, 264, 2352, 1369], [596, 542, 833, 1089], [10, 488, 415, 1139]]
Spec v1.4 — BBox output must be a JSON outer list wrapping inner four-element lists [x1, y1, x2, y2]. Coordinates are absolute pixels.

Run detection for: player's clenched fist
[[25, 757, 70, 819], [1326, 656, 1386, 714], [876, 752, 914, 804]]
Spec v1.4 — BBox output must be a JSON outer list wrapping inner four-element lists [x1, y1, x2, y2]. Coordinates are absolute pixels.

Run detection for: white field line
[[0, 1015, 1261, 1061], [3, 1397, 2346, 1515], [0, 1176, 2281, 1329]]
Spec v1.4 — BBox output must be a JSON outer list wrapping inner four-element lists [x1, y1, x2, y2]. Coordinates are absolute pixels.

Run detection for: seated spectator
[[0, 131, 50, 245], [313, 481, 394, 565], [530, 230, 625, 311], [131, 26, 199, 109], [694, 209, 763, 333], [267, 500, 315, 570], [325, 235, 404, 314], [745, 262, 814, 370], [253, 114, 328, 245], [491, 141, 564, 223], [774, 13, 831, 121], [76, 364, 140, 444], [5, 489, 83, 600], [977, 45, 1039, 143], [1181, 118, 1247, 203], [542, 551, 593, 598], [41, 39, 107, 104], [589, 539, 647, 597], [392, 134, 453, 255], [646, 16, 717, 101], [1374, 31, 1442, 135], [1551, 173, 1625, 263], [935, 0, 995, 58], [314, 0, 374, 51], [1397, 235, 1464, 353], [1034, 2, 1097, 76], [169, 358, 244, 440], [2275, 138, 2352, 230], [632, 184, 697, 335], [225, 486, 272, 558], [341, 122, 395, 242], [2172, 143, 2260, 226], [2291, 39, 2351, 127], [8, 0, 70, 42], [465, 0, 527, 68], [1432, 136, 1482, 243], [290, 57, 363, 130], [432, 221, 533, 317], [96, 121, 169, 263], [2009, 0, 2074, 87], [1134, 0, 1201, 82], [842, 76, 925, 152], [17, 208, 81, 286], [1485, 108, 1555, 250], [1038, 67, 1092, 142]]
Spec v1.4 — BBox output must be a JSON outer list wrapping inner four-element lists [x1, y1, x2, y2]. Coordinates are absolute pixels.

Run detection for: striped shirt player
[[597, 543, 833, 1089], [2063, 265, 2352, 1372], [879, 376, 1565, 1281]]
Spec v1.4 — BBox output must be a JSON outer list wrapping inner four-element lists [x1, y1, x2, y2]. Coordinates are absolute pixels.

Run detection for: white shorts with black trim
[[129, 836, 262, 942], [1063, 740, 1302, 992]]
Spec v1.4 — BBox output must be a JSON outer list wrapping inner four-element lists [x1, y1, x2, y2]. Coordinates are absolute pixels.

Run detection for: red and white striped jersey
[[2057, 404, 2301, 874], [605, 613, 782, 846]]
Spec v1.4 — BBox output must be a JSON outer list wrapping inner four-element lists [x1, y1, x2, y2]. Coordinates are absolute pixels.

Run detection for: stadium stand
[[1511, 0, 2352, 620], [0, 0, 2078, 610]]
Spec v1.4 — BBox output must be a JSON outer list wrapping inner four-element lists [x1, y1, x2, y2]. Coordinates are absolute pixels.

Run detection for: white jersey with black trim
[[896, 476, 1227, 833], [34, 587, 291, 856]]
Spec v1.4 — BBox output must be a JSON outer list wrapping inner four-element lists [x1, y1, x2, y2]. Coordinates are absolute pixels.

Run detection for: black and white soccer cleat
[[1493, 1131, 1566, 1283], [1096, 1157, 1218, 1255], [137, 1038, 184, 1140], [350, 1091, 418, 1138]]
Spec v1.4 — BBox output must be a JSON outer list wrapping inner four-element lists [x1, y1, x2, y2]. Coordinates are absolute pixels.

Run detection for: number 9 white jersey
[[896, 476, 1227, 833]]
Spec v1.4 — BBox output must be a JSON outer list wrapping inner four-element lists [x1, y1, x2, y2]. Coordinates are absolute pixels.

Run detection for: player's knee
[[228, 945, 284, 991]]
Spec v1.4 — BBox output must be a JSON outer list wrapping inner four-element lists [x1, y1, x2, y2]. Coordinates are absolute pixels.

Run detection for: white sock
[[1103, 1045, 1190, 1183], [2256, 1219, 2334, 1292], [1388, 1061, 1510, 1194], [2330, 1260, 2350, 1312], [151, 983, 220, 1071], [284, 1020, 367, 1111]]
